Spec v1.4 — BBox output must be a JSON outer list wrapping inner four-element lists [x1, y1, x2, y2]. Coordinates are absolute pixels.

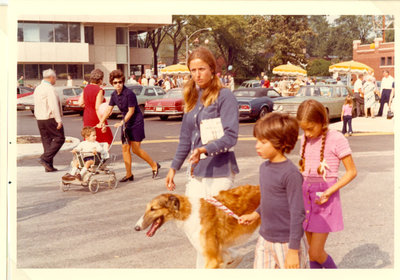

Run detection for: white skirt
[[185, 173, 235, 198]]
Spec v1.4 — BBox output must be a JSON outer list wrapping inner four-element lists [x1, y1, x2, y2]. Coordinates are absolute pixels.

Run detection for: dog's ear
[[167, 195, 180, 212]]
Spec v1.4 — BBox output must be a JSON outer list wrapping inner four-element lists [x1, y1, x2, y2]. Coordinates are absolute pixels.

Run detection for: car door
[[61, 88, 75, 106], [141, 87, 158, 105]]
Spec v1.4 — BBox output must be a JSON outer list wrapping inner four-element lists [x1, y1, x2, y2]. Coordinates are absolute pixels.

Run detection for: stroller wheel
[[88, 178, 99, 194], [60, 181, 70, 192], [108, 173, 118, 189]]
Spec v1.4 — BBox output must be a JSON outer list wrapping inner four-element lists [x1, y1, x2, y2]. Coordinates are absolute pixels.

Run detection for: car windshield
[[234, 90, 256, 97], [165, 90, 182, 98], [296, 87, 321, 97], [129, 86, 142, 95]]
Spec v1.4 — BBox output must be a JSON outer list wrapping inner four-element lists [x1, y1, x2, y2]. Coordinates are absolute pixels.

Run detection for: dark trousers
[[354, 92, 364, 117], [377, 89, 392, 116], [37, 118, 65, 166], [342, 116, 353, 134]]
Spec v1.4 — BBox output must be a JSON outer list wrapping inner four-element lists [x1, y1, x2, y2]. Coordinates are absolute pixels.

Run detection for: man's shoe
[[39, 158, 53, 172], [62, 173, 76, 181]]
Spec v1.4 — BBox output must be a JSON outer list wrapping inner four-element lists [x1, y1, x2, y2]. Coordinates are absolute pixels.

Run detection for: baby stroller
[[60, 126, 119, 194]]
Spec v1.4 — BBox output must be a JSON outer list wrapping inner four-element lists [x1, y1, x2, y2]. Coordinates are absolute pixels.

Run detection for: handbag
[[387, 109, 394, 119]]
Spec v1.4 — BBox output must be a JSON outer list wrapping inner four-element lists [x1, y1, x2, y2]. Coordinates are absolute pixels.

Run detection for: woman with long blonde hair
[[165, 47, 240, 268]]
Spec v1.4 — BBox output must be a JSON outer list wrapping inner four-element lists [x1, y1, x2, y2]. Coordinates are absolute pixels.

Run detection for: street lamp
[[186, 27, 212, 64]]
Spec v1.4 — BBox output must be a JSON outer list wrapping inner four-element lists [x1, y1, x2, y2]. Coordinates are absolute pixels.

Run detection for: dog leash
[[204, 197, 240, 220]]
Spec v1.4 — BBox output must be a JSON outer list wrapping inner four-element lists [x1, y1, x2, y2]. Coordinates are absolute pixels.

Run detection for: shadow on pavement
[[338, 243, 391, 268]]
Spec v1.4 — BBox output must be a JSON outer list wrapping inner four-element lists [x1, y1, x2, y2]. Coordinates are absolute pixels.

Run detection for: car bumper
[[144, 110, 183, 116], [17, 104, 34, 111], [65, 105, 83, 111]]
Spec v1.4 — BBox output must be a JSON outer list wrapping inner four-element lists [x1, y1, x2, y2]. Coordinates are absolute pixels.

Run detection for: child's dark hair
[[81, 126, 95, 139], [253, 112, 299, 154], [296, 99, 329, 174]]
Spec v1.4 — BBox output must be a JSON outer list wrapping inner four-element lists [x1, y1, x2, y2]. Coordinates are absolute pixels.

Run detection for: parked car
[[17, 86, 83, 114], [273, 85, 354, 119], [238, 80, 262, 89], [125, 85, 167, 114], [233, 87, 285, 120], [17, 86, 34, 99], [144, 88, 184, 120]]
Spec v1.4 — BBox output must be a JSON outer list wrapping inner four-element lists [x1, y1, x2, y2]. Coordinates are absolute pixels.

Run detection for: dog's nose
[[134, 226, 141, 231]]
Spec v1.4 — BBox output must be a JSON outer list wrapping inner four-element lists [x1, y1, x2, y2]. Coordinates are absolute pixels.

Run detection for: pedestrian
[[141, 74, 148, 86], [239, 113, 309, 269], [263, 75, 270, 88], [78, 68, 113, 145], [336, 77, 344, 86], [98, 69, 160, 182], [341, 95, 354, 136], [18, 75, 24, 86], [165, 47, 239, 268], [157, 75, 164, 87], [279, 76, 290, 97], [66, 75, 73, 87], [377, 70, 394, 117], [62, 126, 107, 181], [34, 69, 65, 172], [229, 75, 235, 91], [149, 75, 156, 86], [164, 77, 171, 91], [297, 99, 357, 269], [363, 75, 377, 118], [353, 74, 364, 117], [223, 75, 229, 86]]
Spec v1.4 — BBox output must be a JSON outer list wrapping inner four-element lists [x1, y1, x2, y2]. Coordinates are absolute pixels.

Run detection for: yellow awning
[[272, 64, 307, 77]]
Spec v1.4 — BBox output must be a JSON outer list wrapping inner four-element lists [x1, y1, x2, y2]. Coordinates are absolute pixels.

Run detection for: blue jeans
[[342, 116, 353, 134], [377, 89, 392, 116]]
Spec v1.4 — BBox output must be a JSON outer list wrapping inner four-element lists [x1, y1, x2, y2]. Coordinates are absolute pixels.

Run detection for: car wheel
[[31, 109, 34, 114], [79, 111, 84, 116], [159, 115, 169, 121], [258, 107, 269, 119]]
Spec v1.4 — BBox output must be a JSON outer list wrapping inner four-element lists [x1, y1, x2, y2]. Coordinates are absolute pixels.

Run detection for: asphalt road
[[15, 110, 394, 269]]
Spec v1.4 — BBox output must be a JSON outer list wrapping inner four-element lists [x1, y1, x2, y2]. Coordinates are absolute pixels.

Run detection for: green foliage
[[306, 59, 332, 76]]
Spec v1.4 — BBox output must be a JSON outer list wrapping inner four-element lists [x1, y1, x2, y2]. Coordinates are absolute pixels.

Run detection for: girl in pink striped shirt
[[296, 100, 357, 269]]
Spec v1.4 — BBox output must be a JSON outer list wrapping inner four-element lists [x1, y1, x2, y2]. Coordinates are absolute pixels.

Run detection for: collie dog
[[135, 185, 261, 268]]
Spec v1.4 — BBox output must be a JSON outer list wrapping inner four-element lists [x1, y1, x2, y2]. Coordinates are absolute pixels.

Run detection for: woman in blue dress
[[98, 69, 160, 182]]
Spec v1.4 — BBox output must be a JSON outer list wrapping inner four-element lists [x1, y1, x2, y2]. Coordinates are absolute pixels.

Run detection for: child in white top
[[62, 127, 106, 181]]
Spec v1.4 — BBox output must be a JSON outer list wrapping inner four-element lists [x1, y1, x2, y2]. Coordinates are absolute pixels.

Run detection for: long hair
[[344, 95, 353, 106], [296, 99, 329, 174], [183, 47, 223, 113]]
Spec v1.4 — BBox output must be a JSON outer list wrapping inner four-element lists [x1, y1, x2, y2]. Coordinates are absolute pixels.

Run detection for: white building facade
[[17, 15, 172, 86]]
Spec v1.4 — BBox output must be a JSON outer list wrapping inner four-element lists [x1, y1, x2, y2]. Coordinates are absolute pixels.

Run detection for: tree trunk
[[153, 46, 158, 76]]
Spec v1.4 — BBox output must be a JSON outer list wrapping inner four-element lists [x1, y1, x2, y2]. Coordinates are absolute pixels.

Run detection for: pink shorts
[[303, 178, 343, 233]]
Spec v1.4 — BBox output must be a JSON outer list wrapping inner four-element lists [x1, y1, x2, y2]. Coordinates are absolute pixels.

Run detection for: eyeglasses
[[113, 81, 123, 85]]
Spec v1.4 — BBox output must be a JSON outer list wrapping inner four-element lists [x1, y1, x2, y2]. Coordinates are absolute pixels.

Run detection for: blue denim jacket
[[171, 87, 240, 177]]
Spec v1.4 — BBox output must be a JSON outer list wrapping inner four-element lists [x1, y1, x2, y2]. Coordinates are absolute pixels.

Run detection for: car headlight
[[273, 104, 283, 111]]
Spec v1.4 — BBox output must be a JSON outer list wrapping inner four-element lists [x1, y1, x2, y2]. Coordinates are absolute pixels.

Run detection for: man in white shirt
[[377, 70, 395, 117], [141, 74, 148, 86], [336, 77, 344, 86], [34, 69, 65, 172], [164, 77, 171, 91], [149, 75, 156, 86], [353, 74, 364, 117]]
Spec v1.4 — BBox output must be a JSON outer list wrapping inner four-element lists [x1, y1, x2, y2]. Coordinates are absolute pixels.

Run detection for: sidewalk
[[329, 116, 394, 133]]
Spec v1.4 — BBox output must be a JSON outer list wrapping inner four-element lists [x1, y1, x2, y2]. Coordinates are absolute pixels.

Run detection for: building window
[[17, 64, 24, 78], [116, 27, 127, 44], [39, 23, 54, 42], [39, 64, 53, 78], [54, 64, 67, 79], [25, 64, 39, 79], [54, 23, 68, 42], [68, 64, 82, 79], [23, 22, 40, 42], [69, 23, 81, 42], [84, 26, 94, 44], [129, 31, 147, 48], [380, 57, 386, 66], [18, 22, 24, 41], [387, 56, 393, 66], [83, 64, 95, 81]]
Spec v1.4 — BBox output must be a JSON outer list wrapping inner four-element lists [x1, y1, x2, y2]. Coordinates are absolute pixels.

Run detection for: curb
[[17, 135, 80, 160]]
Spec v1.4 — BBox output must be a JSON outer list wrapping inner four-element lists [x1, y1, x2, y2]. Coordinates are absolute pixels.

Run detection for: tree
[[306, 58, 331, 76], [305, 16, 331, 58], [166, 16, 191, 64], [145, 26, 171, 76]]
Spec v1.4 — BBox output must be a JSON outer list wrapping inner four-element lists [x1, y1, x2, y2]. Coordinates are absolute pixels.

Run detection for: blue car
[[233, 87, 285, 120]]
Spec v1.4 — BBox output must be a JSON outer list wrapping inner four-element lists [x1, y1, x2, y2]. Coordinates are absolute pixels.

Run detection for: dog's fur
[[135, 185, 261, 268]]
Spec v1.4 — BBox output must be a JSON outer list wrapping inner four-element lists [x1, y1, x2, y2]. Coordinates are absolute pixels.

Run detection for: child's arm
[[285, 249, 299, 269], [341, 106, 344, 121], [317, 154, 357, 205], [238, 212, 260, 225]]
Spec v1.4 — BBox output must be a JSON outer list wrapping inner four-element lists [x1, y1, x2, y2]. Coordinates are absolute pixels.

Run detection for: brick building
[[353, 37, 394, 81]]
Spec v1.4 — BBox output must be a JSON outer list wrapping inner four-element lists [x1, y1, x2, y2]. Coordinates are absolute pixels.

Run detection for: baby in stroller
[[62, 126, 107, 181]]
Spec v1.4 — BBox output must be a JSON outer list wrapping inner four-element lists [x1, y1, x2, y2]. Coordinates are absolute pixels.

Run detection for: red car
[[17, 86, 34, 99], [144, 88, 184, 120], [64, 95, 83, 115]]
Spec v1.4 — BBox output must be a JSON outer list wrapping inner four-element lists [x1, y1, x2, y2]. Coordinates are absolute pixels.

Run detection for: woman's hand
[[188, 147, 207, 164], [96, 122, 104, 129], [165, 168, 176, 191], [315, 188, 333, 205], [101, 126, 107, 133], [114, 120, 124, 128], [238, 212, 260, 225]]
